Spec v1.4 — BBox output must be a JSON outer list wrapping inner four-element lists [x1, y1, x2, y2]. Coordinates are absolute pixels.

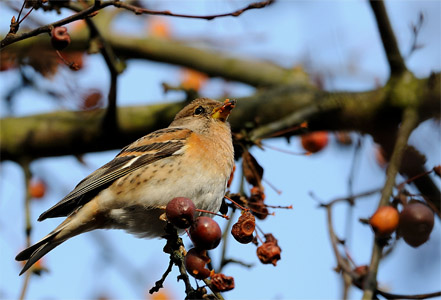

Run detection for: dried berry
[[256, 234, 281, 266], [166, 197, 196, 229], [184, 248, 211, 279], [190, 216, 222, 250], [399, 201, 434, 247], [249, 186, 268, 220], [231, 211, 255, 244], [369, 206, 399, 237], [301, 131, 329, 153], [211, 273, 235, 292], [51, 27, 71, 50], [29, 179, 46, 199]]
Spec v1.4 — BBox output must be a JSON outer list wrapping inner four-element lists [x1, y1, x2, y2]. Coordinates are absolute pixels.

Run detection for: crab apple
[[369, 206, 399, 238], [301, 131, 329, 153], [211, 273, 235, 292], [184, 248, 211, 279], [399, 201, 434, 247], [51, 27, 71, 50], [29, 179, 46, 199], [190, 216, 222, 250], [166, 197, 196, 229], [256, 234, 281, 266], [231, 211, 255, 244]]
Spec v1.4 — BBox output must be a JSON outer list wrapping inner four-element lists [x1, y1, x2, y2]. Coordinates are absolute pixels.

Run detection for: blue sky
[[1, 1, 440, 299]]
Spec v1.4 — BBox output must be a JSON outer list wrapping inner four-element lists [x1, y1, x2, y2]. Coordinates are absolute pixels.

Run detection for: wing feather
[[38, 128, 192, 221]]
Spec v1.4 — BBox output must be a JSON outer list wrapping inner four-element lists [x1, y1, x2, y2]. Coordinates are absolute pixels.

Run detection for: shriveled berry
[[399, 201, 434, 247], [184, 248, 211, 279], [51, 27, 71, 50], [369, 206, 399, 237], [249, 186, 268, 220], [190, 217, 222, 250], [231, 211, 255, 244], [166, 197, 196, 229], [211, 273, 235, 292], [301, 131, 329, 153], [256, 234, 281, 266]]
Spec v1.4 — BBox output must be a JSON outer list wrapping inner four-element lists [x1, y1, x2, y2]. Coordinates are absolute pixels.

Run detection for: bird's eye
[[194, 106, 205, 115]]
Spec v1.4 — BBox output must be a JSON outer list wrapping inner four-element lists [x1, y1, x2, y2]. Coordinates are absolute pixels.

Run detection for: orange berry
[[301, 131, 329, 153], [369, 206, 399, 237], [29, 179, 46, 199]]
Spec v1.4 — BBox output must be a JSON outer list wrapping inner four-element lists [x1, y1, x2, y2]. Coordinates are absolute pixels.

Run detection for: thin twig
[[376, 289, 441, 300], [1, 0, 274, 49], [149, 259, 174, 294], [362, 107, 419, 300], [18, 161, 32, 300], [113, 0, 275, 20], [369, 0, 406, 75]]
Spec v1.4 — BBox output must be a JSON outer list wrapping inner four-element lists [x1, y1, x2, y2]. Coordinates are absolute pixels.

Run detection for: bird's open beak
[[212, 99, 236, 121]]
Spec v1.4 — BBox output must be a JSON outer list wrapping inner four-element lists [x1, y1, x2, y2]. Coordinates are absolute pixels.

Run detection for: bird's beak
[[212, 99, 236, 121]]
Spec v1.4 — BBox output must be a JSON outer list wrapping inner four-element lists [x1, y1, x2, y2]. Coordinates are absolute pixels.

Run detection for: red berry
[[301, 131, 329, 153], [166, 197, 196, 229], [184, 248, 211, 279], [399, 201, 434, 247], [190, 217, 222, 250], [369, 206, 399, 237], [29, 179, 46, 199], [51, 27, 71, 50]]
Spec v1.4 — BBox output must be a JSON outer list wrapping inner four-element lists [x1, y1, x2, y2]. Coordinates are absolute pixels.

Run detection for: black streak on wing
[[38, 138, 186, 221]]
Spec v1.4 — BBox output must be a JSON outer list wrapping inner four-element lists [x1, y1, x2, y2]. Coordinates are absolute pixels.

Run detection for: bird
[[16, 98, 236, 275]]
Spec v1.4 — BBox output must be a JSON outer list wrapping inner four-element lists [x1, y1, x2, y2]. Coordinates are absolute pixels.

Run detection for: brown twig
[[18, 161, 32, 300], [149, 258, 174, 294], [113, 0, 275, 20], [1, 0, 274, 50], [376, 289, 441, 300], [369, 0, 406, 75]]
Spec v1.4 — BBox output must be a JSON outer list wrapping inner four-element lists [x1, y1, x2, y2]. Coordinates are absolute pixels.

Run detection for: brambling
[[16, 98, 236, 275]]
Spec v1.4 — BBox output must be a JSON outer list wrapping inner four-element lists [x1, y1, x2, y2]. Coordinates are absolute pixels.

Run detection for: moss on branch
[[1, 74, 438, 162]]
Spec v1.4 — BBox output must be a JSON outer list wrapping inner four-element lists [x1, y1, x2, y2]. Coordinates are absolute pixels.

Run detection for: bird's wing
[[38, 128, 192, 221]]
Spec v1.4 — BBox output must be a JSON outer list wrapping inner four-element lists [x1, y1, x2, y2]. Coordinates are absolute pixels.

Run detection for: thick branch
[[369, 0, 407, 75], [1, 74, 439, 162], [2, 31, 308, 88]]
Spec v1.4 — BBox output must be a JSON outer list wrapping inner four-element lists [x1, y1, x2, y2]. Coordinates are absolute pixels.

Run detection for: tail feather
[[16, 229, 62, 276]]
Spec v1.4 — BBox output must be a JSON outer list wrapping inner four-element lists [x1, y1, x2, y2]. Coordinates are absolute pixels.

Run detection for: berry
[[256, 234, 281, 266], [211, 273, 235, 292], [29, 179, 46, 199], [166, 197, 196, 229], [369, 206, 399, 237], [184, 248, 211, 279], [51, 27, 71, 50], [190, 217, 222, 250], [301, 131, 328, 153], [399, 201, 434, 247], [231, 211, 255, 244]]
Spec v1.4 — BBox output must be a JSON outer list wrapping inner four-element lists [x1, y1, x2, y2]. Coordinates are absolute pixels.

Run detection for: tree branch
[[1, 0, 274, 50], [2, 31, 308, 87], [369, 0, 407, 75], [1, 74, 439, 162], [362, 107, 420, 299]]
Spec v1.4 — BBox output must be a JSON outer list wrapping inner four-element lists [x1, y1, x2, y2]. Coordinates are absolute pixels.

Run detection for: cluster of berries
[[165, 197, 234, 292]]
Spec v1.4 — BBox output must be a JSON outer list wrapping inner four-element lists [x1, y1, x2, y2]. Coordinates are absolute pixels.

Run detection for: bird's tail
[[15, 227, 64, 275]]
